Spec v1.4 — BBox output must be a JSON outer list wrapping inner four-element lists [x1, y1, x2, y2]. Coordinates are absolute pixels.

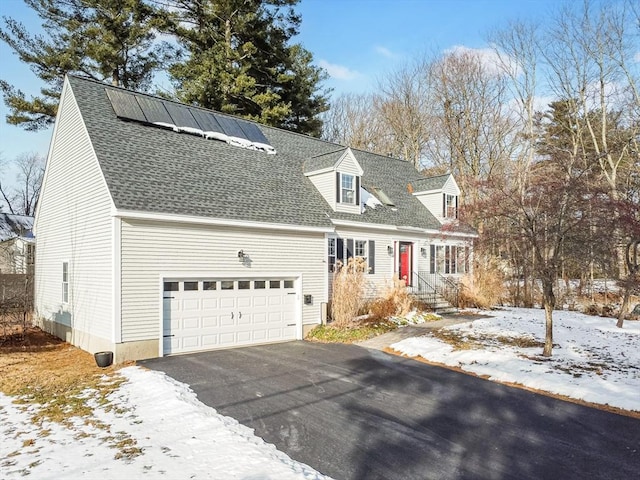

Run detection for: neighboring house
[[0, 213, 35, 275], [34, 75, 477, 362]]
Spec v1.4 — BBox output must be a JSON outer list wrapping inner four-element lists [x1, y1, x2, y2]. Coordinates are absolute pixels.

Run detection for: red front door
[[399, 242, 412, 286]]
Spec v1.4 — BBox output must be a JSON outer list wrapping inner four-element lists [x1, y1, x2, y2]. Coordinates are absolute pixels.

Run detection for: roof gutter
[[331, 218, 478, 238], [112, 209, 335, 234]]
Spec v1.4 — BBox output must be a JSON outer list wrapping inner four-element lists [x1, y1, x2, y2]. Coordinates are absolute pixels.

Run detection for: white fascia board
[[330, 218, 399, 232], [412, 189, 440, 196], [331, 218, 477, 239], [443, 174, 461, 195], [304, 166, 335, 177], [426, 228, 479, 239], [334, 148, 364, 176], [112, 209, 334, 234]]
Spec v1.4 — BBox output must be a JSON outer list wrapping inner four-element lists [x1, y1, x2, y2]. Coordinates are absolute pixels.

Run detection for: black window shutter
[[368, 240, 375, 274], [346, 239, 354, 260], [355, 176, 360, 206], [455, 195, 459, 218], [430, 245, 435, 274], [443, 193, 446, 217], [337, 238, 344, 263], [336, 172, 341, 203]]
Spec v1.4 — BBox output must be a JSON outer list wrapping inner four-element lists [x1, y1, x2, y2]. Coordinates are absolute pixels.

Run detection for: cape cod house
[[34, 75, 476, 362]]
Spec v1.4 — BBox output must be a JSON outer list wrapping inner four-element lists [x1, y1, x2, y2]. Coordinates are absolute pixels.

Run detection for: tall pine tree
[[0, 0, 172, 131], [167, 0, 329, 136]]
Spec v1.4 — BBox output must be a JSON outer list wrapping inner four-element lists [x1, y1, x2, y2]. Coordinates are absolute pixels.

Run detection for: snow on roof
[[0, 213, 34, 241]]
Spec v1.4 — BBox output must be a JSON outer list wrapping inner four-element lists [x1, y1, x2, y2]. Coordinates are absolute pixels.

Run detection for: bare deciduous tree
[[544, 0, 640, 275], [0, 152, 45, 216]]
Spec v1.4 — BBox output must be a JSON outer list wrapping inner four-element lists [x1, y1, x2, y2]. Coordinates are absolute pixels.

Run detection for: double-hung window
[[341, 174, 355, 204], [444, 194, 458, 218], [62, 262, 69, 304], [328, 238, 337, 272], [355, 240, 367, 262]]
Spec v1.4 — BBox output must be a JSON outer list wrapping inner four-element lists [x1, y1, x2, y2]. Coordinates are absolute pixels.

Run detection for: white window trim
[[340, 173, 356, 205], [62, 261, 69, 304], [444, 194, 458, 219]]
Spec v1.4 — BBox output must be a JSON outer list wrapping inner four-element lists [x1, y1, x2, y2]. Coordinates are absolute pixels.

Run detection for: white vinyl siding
[[307, 171, 336, 209], [413, 174, 461, 222], [335, 151, 362, 176], [34, 81, 114, 345], [331, 227, 429, 298], [415, 192, 444, 220], [335, 151, 362, 215], [120, 219, 326, 342]]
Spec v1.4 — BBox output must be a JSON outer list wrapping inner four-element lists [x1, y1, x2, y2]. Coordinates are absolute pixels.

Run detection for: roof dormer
[[411, 174, 461, 223], [304, 148, 364, 214]]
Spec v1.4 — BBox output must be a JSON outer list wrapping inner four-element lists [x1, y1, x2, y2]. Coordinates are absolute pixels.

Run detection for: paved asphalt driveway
[[141, 341, 640, 480]]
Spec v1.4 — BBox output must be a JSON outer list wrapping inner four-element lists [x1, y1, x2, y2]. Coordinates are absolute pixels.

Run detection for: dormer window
[[341, 174, 355, 204], [337, 172, 360, 205], [444, 194, 458, 219]]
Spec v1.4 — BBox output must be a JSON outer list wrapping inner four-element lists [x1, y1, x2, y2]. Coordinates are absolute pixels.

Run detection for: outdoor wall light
[[421, 247, 427, 256], [237, 250, 246, 260], [387, 245, 394, 255]]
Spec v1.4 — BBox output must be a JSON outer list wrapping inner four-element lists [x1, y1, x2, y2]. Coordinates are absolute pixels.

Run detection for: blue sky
[[0, 0, 560, 183]]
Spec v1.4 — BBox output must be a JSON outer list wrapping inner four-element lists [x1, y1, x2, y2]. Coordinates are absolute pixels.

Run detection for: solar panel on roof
[[238, 120, 270, 146], [189, 109, 224, 133], [214, 115, 246, 139], [106, 89, 147, 123], [164, 101, 201, 130], [135, 96, 173, 125]]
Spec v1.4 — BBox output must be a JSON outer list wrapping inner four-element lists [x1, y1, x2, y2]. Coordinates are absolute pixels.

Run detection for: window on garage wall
[[62, 261, 69, 303]]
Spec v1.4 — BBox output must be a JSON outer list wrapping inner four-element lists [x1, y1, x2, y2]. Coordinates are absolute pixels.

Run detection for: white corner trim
[[112, 217, 122, 343], [111, 209, 335, 233]]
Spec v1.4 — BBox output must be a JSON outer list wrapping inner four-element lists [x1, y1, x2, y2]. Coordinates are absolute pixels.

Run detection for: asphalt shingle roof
[[411, 174, 451, 192], [68, 76, 461, 232]]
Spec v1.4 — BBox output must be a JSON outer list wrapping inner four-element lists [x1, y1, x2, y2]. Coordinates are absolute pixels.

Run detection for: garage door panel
[[183, 299, 200, 310], [252, 329, 267, 341], [201, 334, 219, 347], [220, 297, 235, 308], [163, 278, 299, 355], [253, 296, 267, 307], [182, 316, 200, 330], [202, 316, 219, 327], [269, 296, 282, 306], [182, 336, 200, 348], [237, 296, 252, 308], [202, 298, 219, 309]]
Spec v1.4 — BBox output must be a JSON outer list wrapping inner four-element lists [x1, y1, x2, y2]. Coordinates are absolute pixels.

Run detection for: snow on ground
[[1, 367, 332, 479], [392, 307, 640, 412], [2, 308, 638, 479]]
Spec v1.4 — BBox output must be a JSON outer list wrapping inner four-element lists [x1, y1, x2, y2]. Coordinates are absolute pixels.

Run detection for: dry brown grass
[[367, 277, 413, 321], [0, 327, 141, 460], [459, 256, 505, 309], [428, 328, 544, 351], [330, 257, 368, 327]]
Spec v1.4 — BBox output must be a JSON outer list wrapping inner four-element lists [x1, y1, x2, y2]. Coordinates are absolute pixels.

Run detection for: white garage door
[[163, 278, 299, 355]]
